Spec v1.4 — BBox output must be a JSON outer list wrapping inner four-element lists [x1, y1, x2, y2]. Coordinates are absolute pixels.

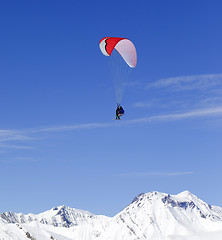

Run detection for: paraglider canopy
[[99, 37, 137, 68], [99, 36, 137, 106]]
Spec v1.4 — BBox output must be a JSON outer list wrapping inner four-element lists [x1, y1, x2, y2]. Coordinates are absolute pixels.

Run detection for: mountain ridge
[[1, 191, 222, 240]]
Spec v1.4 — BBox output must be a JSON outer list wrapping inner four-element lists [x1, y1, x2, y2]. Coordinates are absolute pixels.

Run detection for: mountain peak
[[177, 190, 194, 198], [1, 191, 222, 240], [131, 191, 166, 204], [111, 191, 222, 240], [125, 190, 222, 224]]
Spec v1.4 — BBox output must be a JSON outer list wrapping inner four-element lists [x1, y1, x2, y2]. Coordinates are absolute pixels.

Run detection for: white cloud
[[126, 106, 222, 124], [11, 106, 218, 138], [31, 107, 222, 133], [118, 171, 194, 177], [32, 122, 117, 133], [0, 130, 31, 142], [14, 106, 222, 134], [0, 157, 36, 163], [0, 106, 222, 148], [132, 101, 156, 108], [0, 143, 32, 150], [146, 73, 222, 91], [134, 74, 222, 117]]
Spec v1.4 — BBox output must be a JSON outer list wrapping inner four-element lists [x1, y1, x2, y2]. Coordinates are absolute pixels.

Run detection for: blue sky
[[0, 0, 222, 216]]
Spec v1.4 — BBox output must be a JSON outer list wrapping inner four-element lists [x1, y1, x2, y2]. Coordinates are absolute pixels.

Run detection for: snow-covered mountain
[[1, 191, 222, 240], [1, 205, 109, 228]]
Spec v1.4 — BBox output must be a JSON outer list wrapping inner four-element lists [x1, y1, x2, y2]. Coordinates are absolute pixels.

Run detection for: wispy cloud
[[146, 73, 222, 91], [133, 73, 222, 113], [0, 157, 37, 163], [0, 106, 222, 154], [31, 122, 117, 133], [132, 100, 157, 108], [0, 130, 32, 142], [26, 106, 222, 133], [0, 143, 32, 150], [0, 130, 34, 155], [118, 171, 194, 177], [1, 73, 222, 142], [6, 106, 222, 135], [127, 106, 222, 124]]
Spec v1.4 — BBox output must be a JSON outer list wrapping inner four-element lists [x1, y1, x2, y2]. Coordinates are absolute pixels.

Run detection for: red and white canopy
[[99, 37, 137, 68]]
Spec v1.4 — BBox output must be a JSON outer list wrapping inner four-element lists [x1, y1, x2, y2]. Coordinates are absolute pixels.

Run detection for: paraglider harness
[[116, 104, 124, 120]]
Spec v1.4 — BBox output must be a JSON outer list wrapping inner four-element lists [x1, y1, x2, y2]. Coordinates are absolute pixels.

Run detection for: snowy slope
[[0, 191, 222, 240], [1, 205, 110, 227], [0, 205, 110, 240], [97, 191, 222, 240]]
